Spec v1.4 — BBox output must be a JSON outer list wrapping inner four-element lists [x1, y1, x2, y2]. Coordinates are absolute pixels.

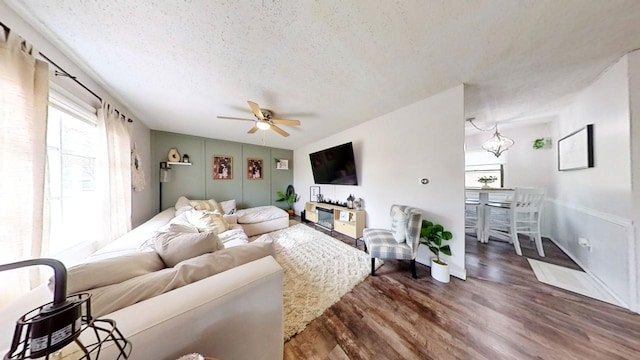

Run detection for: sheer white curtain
[[97, 102, 131, 246], [0, 26, 49, 306]]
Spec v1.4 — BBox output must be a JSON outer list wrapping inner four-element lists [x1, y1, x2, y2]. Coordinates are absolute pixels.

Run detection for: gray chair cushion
[[363, 228, 413, 260]]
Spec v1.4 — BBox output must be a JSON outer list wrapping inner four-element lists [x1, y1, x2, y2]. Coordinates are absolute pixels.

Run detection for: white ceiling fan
[[217, 101, 301, 137]]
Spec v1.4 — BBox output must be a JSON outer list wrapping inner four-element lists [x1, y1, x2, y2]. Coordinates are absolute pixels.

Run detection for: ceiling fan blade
[[247, 125, 259, 134], [217, 116, 255, 122], [270, 124, 290, 137], [247, 101, 264, 120], [271, 118, 301, 126]]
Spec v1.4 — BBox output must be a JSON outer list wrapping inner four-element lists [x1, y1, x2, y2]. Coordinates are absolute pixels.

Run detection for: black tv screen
[[309, 142, 358, 185]]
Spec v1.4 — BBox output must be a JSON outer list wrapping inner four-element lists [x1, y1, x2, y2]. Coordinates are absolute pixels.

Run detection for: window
[[465, 164, 503, 187], [46, 94, 101, 255]]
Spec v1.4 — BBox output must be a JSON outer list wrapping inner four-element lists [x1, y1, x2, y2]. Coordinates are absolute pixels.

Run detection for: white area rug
[[527, 259, 621, 306], [259, 223, 381, 340]]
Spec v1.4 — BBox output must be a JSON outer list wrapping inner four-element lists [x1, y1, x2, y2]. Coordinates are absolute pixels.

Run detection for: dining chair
[[485, 187, 546, 256], [465, 190, 480, 236], [362, 205, 423, 279]]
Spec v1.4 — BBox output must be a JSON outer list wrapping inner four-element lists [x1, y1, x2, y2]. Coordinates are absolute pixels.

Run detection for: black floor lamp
[[159, 161, 171, 213]]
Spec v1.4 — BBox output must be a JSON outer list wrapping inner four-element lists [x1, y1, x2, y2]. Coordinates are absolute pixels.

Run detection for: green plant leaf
[[433, 237, 442, 246], [428, 246, 439, 255], [434, 224, 444, 232], [440, 245, 452, 256], [443, 231, 452, 240]]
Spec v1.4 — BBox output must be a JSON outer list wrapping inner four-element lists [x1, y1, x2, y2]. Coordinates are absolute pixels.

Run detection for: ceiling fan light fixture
[[256, 121, 271, 130], [482, 128, 514, 157]]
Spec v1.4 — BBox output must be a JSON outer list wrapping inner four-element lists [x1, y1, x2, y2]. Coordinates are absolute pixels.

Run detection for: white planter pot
[[430, 259, 450, 283]]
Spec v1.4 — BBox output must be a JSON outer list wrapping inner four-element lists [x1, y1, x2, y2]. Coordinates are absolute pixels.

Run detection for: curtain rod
[[40, 52, 133, 123], [0, 21, 133, 123]]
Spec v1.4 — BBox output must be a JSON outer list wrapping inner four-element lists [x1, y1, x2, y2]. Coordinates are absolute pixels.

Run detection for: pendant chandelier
[[468, 118, 514, 157]]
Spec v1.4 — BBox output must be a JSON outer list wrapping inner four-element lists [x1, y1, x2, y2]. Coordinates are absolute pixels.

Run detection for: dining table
[[465, 187, 514, 243]]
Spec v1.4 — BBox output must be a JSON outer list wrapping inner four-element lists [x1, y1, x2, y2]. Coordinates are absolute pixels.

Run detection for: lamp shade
[[256, 121, 271, 130], [482, 128, 514, 157]]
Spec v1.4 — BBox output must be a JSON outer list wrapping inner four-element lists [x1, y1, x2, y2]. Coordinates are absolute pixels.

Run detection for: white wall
[[0, 4, 155, 227], [544, 55, 634, 308], [294, 85, 466, 278], [629, 50, 640, 312], [465, 122, 555, 192]]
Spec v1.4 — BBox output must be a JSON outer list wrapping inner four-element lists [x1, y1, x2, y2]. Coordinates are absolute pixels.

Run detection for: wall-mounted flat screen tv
[[309, 142, 358, 185]]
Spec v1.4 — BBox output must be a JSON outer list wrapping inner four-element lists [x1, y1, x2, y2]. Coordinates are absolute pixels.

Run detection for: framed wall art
[[212, 155, 233, 179], [247, 158, 263, 179], [558, 124, 594, 171], [276, 159, 289, 170], [310, 186, 320, 202]]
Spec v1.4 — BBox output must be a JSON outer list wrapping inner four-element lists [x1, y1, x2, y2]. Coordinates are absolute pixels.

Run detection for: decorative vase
[[481, 183, 491, 189], [430, 259, 450, 283]]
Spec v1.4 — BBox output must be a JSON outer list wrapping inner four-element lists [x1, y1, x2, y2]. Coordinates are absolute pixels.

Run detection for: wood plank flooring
[[284, 221, 640, 359]]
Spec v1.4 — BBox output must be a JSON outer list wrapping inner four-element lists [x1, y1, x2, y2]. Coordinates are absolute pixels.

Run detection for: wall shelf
[[167, 162, 192, 166]]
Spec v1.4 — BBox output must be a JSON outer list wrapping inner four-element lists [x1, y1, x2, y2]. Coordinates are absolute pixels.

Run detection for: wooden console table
[[304, 201, 365, 239]]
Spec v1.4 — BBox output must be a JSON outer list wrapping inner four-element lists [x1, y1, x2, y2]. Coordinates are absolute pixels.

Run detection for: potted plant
[[419, 220, 453, 283], [477, 175, 497, 189], [276, 184, 299, 216]]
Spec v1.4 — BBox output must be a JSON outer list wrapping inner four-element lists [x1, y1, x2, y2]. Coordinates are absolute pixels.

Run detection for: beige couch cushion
[[87, 241, 275, 317], [63, 252, 165, 294], [153, 231, 224, 267]]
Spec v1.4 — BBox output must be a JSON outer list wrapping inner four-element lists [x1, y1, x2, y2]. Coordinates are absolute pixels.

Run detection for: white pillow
[[220, 199, 237, 215], [223, 214, 238, 225], [390, 207, 408, 243], [175, 196, 191, 210], [185, 210, 230, 234], [175, 205, 194, 217], [152, 231, 224, 267], [158, 222, 199, 233]]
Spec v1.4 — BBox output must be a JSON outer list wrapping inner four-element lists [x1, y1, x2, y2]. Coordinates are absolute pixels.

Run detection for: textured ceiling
[[5, 0, 640, 149]]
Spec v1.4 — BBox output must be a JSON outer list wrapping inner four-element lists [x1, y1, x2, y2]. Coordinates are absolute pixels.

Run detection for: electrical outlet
[[578, 237, 591, 251]]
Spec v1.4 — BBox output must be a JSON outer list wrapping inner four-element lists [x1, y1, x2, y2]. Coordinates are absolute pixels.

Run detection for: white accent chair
[[362, 205, 423, 279], [485, 187, 546, 257], [464, 190, 480, 237]]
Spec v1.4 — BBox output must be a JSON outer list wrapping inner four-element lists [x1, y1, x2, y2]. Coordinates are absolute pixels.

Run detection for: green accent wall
[[151, 131, 293, 212]]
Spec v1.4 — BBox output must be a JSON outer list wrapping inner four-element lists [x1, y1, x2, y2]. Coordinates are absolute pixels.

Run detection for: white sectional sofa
[[0, 207, 286, 360]]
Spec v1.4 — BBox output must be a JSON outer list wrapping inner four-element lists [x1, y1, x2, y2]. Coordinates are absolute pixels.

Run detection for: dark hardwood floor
[[284, 220, 640, 359]]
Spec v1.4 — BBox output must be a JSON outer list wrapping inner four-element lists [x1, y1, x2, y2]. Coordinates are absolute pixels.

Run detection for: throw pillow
[[175, 205, 194, 217], [223, 213, 238, 225], [185, 210, 230, 234], [189, 199, 223, 214], [153, 231, 224, 267], [158, 222, 199, 234], [175, 196, 191, 210], [390, 207, 408, 243], [220, 199, 237, 215]]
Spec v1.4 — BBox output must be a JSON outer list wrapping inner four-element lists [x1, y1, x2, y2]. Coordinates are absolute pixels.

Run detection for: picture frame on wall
[[558, 124, 594, 171], [310, 186, 320, 202], [212, 155, 233, 179], [276, 159, 289, 170], [247, 158, 263, 179]]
